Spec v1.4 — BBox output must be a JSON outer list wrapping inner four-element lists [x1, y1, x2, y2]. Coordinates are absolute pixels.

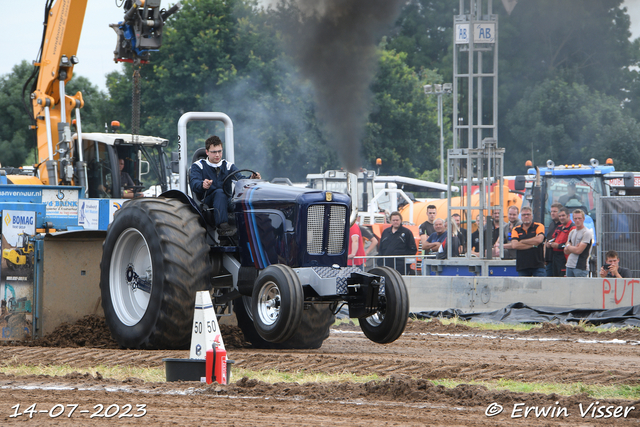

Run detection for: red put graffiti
[[602, 279, 639, 308]]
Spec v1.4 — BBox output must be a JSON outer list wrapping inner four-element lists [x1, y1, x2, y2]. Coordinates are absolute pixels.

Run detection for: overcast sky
[[1, 2, 127, 91], [2, 1, 640, 92]]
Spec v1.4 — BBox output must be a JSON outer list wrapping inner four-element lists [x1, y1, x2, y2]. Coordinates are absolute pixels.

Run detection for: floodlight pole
[[438, 93, 444, 184], [424, 83, 452, 185]]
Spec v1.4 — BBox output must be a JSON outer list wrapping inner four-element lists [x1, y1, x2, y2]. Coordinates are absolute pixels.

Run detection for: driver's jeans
[[203, 188, 229, 226]]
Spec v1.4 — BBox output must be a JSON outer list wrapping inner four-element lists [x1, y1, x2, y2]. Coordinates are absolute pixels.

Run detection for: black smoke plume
[[270, 0, 405, 172]]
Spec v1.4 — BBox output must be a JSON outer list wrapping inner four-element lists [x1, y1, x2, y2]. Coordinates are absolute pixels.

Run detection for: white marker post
[[189, 291, 225, 360]]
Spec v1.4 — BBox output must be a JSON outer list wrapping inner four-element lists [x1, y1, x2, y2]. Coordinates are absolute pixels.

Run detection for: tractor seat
[[188, 147, 208, 205]]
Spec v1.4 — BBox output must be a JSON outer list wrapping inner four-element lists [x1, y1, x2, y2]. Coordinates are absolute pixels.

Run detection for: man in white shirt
[[563, 209, 593, 277]]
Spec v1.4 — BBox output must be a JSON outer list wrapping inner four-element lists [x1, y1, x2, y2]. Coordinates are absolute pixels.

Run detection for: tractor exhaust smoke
[[267, 0, 404, 172]]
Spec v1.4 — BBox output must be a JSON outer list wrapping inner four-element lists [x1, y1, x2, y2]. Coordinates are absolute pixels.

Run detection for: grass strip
[[1, 364, 638, 400], [432, 378, 640, 400], [0, 364, 165, 383]]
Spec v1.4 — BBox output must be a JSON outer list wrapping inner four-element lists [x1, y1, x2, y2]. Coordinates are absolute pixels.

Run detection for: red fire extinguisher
[[206, 343, 227, 385]]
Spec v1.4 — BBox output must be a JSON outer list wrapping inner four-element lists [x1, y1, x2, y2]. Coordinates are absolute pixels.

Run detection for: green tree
[[0, 61, 110, 167], [504, 78, 640, 174], [363, 49, 443, 177], [0, 61, 33, 167], [499, 0, 636, 100], [66, 75, 111, 133], [386, 0, 458, 78], [106, 0, 339, 180], [385, 0, 640, 172]]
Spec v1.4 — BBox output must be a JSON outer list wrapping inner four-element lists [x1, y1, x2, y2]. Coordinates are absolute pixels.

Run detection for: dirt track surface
[[1, 317, 639, 425]]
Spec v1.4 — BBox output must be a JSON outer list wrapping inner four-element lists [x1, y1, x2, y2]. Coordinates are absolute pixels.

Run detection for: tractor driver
[[119, 158, 136, 199], [190, 135, 260, 236], [97, 157, 138, 199]]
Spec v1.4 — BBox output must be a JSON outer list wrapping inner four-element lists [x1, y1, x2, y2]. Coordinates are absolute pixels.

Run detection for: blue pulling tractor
[[99, 113, 410, 349]]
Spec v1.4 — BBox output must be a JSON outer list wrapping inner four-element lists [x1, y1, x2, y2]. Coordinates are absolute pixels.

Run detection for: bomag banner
[[1, 210, 35, 340]]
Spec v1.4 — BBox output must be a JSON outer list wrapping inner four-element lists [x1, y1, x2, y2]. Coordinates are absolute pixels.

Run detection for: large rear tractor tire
[[100, 198, 212, 349], [359, 266, 409, 344], [251, 264, 303, 343], [235, 295, 334, 349]]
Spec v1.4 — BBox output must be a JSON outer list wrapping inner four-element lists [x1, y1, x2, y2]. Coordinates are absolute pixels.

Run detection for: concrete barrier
[[403, 275, 639, 313]]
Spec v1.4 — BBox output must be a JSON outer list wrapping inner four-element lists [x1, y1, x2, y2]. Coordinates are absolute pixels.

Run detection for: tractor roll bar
[[178, 112, 235, 193]]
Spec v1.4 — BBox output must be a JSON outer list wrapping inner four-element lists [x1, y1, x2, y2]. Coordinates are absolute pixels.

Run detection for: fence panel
[[597, 196, 640, 277]]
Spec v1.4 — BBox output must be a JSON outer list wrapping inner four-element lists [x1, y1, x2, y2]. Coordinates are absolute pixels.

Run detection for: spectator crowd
[[351, 199, 628, 279]]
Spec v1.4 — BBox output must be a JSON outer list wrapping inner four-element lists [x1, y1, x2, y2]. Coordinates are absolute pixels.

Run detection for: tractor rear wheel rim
[[109, 228, 152, 326]]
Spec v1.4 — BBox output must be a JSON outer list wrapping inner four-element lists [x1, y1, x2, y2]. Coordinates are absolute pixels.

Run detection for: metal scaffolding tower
[[447, 0, 504, 260]]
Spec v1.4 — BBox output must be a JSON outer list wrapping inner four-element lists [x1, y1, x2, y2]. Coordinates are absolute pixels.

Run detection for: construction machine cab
[[74, 133, 171, 199]]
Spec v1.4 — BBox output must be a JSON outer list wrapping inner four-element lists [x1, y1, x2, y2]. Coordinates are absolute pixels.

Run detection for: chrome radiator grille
[[306, 204, 347, 255], [307, 205, 325, 254], [327, 205, 346, 254]]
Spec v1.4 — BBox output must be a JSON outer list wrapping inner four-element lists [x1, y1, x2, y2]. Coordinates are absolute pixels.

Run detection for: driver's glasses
[[208, 149, 222, 154]]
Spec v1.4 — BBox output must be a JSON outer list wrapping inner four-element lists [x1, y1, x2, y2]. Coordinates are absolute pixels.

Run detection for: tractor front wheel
[[359, 266, 409, 344], [251, 264, 303, 343]]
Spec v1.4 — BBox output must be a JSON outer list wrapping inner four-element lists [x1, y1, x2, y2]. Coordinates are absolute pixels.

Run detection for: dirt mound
[[332, 318, 476, 334], [520, 322, 640, 341], [221, 324, 253, 349], [332, 320, 360, 331], [519, 322, 589, 337], [1, 315, 252, 350], [610, 326, 640, 341], [404, 317, 473, 333], [402, 318, 640, 342], [2, 313, 638, 353], [25, 315, 120, 348]]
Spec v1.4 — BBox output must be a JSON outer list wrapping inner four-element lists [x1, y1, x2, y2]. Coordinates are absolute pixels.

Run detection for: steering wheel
[[221, 169, 259, 197], [124, 185, 146, 193]]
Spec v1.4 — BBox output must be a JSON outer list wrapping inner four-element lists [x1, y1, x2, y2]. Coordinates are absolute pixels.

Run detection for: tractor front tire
[[359, 266, 409, 344], [235, 295, 334, 349], [100, 198, 211, 349], [251, 264, 304, 343]]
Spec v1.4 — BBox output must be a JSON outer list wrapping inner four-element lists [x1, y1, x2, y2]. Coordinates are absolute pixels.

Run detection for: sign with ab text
[[455, 22, 496, 44]]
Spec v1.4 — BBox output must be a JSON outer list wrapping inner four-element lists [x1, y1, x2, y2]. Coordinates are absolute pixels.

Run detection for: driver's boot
[[217, 222, 237, 237]]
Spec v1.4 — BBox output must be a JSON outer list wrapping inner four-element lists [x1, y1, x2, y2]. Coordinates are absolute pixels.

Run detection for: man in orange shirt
[[504, 207, 546, 276]]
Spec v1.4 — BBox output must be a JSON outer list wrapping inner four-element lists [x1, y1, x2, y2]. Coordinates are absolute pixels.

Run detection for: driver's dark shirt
[[121, 171, 135, 189], [189, 158, 239, 201]]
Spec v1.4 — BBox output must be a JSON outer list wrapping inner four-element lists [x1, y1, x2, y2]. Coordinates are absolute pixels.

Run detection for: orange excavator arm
[[30, 0, 88, 186]]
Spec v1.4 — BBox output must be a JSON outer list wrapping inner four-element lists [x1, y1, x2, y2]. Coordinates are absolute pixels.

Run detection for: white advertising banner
[[42, 189, 79, 217], [455, 22, 496, 44], [79, 200, 100, 230], [0, 210, 36, 340]]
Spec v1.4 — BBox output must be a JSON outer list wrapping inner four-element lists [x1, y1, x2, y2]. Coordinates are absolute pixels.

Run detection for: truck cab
[[519, 160, 613, 227]]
